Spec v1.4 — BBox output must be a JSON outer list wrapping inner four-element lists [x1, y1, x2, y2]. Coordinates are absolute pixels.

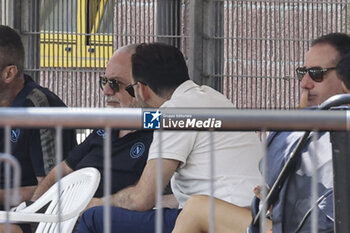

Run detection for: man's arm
[[162, 194, 178, 208], [88, 158, 179, 211], [0, 175, 49, 204], [0, 186, 37, 205], [31, 161, 73, 201]]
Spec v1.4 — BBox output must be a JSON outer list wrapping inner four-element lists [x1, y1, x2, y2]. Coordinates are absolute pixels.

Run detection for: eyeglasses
[[296, 66, 336, 82], [125, 82, 139, 97], [99, 76, 120, 92]]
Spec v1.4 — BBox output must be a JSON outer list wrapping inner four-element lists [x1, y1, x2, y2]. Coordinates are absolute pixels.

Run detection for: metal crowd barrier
[[0, 106, 349, 233]]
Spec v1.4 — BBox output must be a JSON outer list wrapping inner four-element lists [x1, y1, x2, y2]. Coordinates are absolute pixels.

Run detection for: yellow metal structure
[[40, 0, 113, 68]]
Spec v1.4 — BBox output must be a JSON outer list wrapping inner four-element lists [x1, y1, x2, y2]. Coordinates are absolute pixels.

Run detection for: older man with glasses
[[31, 44, 154, 202]]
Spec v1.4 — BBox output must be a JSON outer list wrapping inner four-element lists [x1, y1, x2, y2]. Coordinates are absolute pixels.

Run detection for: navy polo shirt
[[0, 75, 77, 188], [65, 129, 153, 197]]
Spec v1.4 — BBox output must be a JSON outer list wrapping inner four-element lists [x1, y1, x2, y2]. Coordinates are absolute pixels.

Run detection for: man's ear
[[138, 82, 151, 101], [1, 65, 18, 84]]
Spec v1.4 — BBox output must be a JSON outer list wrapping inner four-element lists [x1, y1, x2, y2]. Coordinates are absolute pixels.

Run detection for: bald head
[[107, 44, 138, 84], [102, 44, 139, 108], [115, 44, 138, 55]]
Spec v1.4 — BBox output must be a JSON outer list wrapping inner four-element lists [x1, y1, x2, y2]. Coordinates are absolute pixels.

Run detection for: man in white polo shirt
[[75, 43, 263, 233]]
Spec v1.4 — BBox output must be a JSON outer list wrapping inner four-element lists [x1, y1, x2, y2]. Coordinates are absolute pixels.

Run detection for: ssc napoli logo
[[130, 142, 145, 159], [11, 129, 20, 143], [96, 129, 105, 137]]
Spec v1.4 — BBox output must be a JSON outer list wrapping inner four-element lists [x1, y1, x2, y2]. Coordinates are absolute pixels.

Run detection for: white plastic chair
[[0, 167, 101, 233]]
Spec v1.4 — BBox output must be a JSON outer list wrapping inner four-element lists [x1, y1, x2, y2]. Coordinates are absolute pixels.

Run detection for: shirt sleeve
[[29, 128, 55, 177], [147, 131, 197, 166], [65, 131, 97, 170], [62, 128, 77, 160], [25, 88, 76, 176]]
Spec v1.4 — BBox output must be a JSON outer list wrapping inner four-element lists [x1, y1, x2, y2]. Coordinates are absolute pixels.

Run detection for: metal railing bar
[[103, 127, 111, 233], [209, 131, 215, 233], [4, 126, 11, 233], [155, 131, 163, 233], [259, 130, 268, 233], [0, 153, 21, 233], [55, 126, 63, 233], [0, 107, 349, 131], [310, 131, 319, 233], [216, 0, 349, 4]]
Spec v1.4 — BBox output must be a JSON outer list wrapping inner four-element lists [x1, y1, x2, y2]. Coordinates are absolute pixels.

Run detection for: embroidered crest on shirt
[[11, 129, 21, 143], [130, 142, 145, 158], [96, 129, 105, 137]]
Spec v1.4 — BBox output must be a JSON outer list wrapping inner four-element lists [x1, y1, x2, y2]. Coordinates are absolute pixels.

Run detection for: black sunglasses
[[99, 76, 120, 92], [296, 66, 336, 82], [125, 82, 139, 97]]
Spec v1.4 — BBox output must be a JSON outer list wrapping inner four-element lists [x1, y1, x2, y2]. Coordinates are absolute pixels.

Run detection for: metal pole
[[189, 0, 223, 91], [208, 131, 215, 233], [204, 0, 224, 92], [155, 132, 163, 233], [55, 126, 63, 233], [188, 0, 204, 85], [15, 0, 41, 82], [103, 127, 112, 233], [3, 0, 14, 26], [156, 0, 181, 48], [346, 0, 350, 33], [0, 0, 6, 24], [330, 131, 350, 233]]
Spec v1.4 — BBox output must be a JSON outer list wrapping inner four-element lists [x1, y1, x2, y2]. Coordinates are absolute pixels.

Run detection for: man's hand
[[0, 186, 37, 206]]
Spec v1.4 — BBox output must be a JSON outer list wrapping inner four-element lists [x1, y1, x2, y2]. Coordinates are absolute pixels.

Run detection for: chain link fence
[[0, 0, 349, 109]]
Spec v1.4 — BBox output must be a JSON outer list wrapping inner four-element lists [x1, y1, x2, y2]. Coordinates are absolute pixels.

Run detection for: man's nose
[[300, 72, 314, 90], [103, 83, 114, 96]]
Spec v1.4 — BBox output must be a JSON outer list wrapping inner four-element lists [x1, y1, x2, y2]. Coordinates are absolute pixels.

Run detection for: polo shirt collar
[[169, 80, 198, 101], [12, 75, 35, 107]]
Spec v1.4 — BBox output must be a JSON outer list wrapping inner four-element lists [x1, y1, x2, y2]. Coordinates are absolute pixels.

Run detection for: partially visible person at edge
[[254, 33, 350, 233], [253, 32, 349, 233], [171, 32, 350, 233], [1, 44, 156, 233], [0, 25, 76, 207], [74, 42, 263, 233]]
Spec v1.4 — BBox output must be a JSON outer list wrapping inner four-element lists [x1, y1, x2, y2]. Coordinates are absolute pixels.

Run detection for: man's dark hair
[[131, 43, 190, 97], [337, 53, 350, 89], [312, 33, 350, 63], [0, 25, 25, 76]]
